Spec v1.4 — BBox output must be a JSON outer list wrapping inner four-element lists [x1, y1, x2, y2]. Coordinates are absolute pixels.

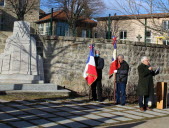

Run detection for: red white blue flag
[[109, 36, 120, 78], [83, 44, 97, 86], [112, 36, 117, 45]]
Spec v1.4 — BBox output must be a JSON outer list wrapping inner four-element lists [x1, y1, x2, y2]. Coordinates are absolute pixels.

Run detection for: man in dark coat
[[114, 54, 129, 105], [137, 56, 159, 111], [91, 50, 104, 102]]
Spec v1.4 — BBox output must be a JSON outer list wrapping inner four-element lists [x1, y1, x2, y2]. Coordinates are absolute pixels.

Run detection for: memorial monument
[[0, 21, 44, 83]]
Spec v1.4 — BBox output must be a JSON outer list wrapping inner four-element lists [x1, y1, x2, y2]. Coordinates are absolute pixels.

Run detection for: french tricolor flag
[[109, 36, 120, 78], [83, 44, 97, 86]]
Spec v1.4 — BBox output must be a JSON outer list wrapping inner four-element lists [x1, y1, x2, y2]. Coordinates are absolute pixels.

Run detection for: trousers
[[91, 79, 102, 101], [116, 82, 126, 105], [138, 95, 149, 108]]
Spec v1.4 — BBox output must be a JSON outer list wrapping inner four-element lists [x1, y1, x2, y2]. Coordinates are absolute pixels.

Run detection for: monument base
[[0, 74, 43, 84], [0, 84, 71, 97]]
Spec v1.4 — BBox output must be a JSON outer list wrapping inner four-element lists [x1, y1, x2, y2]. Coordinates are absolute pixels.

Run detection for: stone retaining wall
[[40, 36, 169, 95]]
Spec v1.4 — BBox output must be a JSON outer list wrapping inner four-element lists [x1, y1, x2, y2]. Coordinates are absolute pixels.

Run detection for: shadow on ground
[[0, 97, 143, 128]]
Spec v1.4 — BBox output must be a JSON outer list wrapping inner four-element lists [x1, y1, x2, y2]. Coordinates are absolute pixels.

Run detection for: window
[[120, 31, 127, 39], [163, 40, 169, 45], [145, 31, 151, 43], [82, 30, 86, 37], [45, 22, 50, 35], [94, 32, 97, 38], [87, 30, 92, 38], [0, 0, 4, 6], [163, 21, 169, 30], [56, 22, 69, 36], [38, 24, 44, 35]]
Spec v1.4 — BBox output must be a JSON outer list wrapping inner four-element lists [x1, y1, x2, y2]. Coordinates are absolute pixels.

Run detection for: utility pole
[[50, 8, 53, 36], [108, 14, 111, 39], [144, 18, 147, 45]]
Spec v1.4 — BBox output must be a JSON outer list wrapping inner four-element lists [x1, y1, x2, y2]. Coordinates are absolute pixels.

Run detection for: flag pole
[[114, 73, 116, 102], [109, 36, 119, 102], [89, 86, 91, 100], [114, 39, 118, 103], [89, 40, 94, 101]]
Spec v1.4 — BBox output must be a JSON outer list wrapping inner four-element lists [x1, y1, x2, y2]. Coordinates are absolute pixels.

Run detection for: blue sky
[[40, 0, 116, 17], [40, 0, 164, 17], [98, 0, 165, 16]]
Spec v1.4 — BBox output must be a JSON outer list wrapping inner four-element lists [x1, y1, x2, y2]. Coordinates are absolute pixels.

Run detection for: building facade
[[96, 13, 169, 45], [36, 10, 97, 37], [0, 0, 40, 32]]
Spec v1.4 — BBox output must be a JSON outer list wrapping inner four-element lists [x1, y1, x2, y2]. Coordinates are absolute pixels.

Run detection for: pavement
[[0, 98, 169, 128]]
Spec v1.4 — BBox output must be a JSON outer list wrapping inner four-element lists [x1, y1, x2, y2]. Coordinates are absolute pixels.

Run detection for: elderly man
[[137, 56, 159, 111], [114, 54, 129, 105], [91, 50, 104, 102]]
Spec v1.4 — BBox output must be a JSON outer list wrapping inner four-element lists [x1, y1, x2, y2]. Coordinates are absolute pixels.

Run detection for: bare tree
[[5, 0, 38, 20], [46, 0, 104, 36], [96, 18, 119, 39]]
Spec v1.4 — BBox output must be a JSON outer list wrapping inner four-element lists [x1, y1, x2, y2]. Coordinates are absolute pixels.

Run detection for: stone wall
[[39, 36, 169, 96]]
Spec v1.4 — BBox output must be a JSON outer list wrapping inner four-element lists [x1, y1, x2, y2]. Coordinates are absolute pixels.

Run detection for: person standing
[[114, 54, 129, 105], [137, 56, 159, 111], [91, 50, 104, 102]]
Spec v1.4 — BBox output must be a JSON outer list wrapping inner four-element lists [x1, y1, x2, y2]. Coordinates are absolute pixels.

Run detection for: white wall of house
[[96, 17, 169, 45]]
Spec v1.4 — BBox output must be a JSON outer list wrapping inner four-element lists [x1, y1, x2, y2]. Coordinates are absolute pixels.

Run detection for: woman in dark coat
[[137, 56, 159, 111]]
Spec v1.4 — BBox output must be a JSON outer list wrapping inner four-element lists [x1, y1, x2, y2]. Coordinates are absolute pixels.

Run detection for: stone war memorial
[[0, 21, 70, 95], [0, 21, 44, 83]]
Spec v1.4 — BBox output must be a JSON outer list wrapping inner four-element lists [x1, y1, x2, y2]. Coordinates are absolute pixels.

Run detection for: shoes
[[146, 107, 153, 111], [90, 98, 97, 101], [114, 103, 125, 106], [139, 107, 145, 111]]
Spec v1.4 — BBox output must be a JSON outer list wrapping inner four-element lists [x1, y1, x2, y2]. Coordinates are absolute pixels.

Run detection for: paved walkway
[[101, 116, 169, 128], [0, 98, 169, 128]]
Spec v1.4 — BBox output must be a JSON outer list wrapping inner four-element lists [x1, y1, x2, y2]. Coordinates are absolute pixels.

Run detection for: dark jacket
[[137, 63, 159, 96], [116, 60, 129, 84], [95, 56, 104, 80]]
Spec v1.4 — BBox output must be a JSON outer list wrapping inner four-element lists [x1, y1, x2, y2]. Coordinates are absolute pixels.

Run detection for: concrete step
[[0, 80, 44, 84], [0, 83, 58, 91], [0, 74, 43, 84], [0, 83, 71, 96]]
